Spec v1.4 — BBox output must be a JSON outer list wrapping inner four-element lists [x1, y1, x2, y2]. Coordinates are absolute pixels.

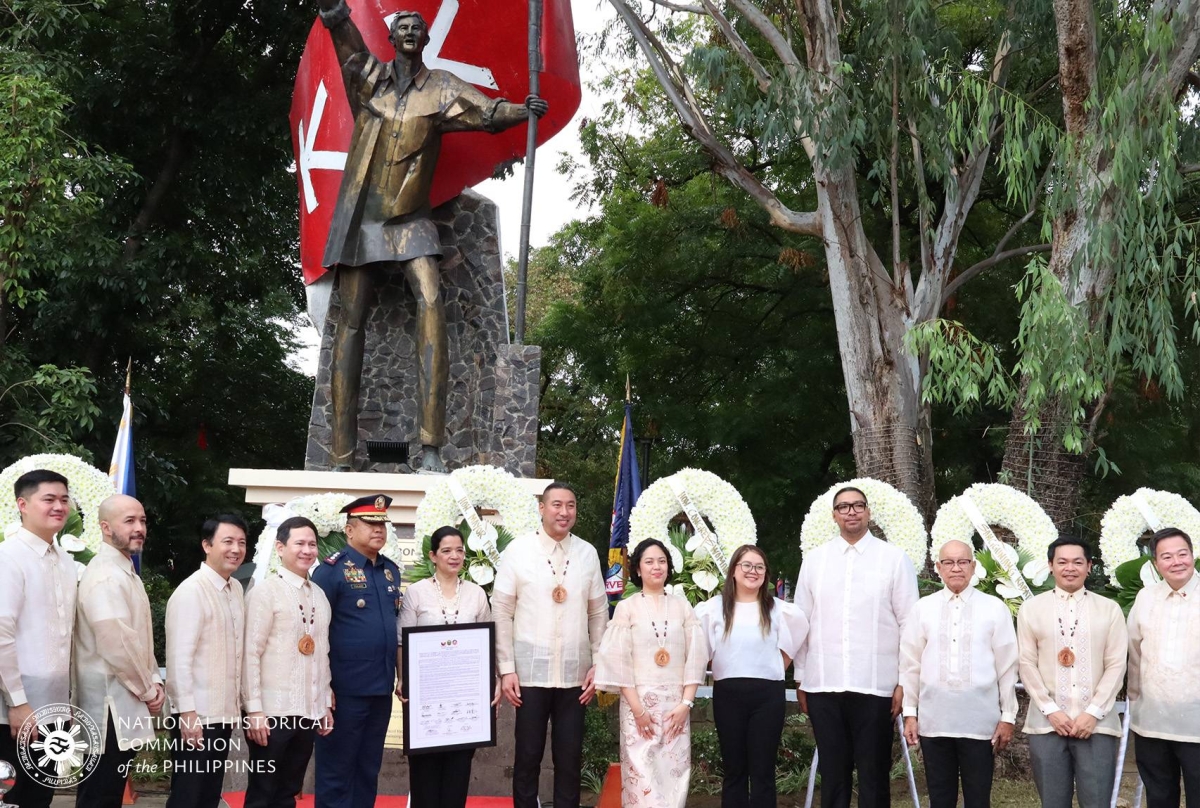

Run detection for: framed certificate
[[401, 622, 497, 754]]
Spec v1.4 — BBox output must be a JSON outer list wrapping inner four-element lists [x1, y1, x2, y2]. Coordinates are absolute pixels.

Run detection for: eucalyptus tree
[[912, 0, 1200, 525], [604, 0, 1057, 515]]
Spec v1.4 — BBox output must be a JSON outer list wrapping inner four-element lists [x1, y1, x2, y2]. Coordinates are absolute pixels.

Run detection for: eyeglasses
[[833, 501, 868, 515], [937, 559, 974, 569], [736, 562, 767, 574]]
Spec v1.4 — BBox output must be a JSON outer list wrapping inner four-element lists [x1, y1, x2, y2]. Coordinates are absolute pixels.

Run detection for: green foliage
[[906, 320, 1015, 415], [0, 354, 102, 459], [0, 0, 318, 582], [581, 701, 620, 793]]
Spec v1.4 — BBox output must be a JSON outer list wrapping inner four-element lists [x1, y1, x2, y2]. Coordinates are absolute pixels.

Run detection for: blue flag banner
[[109, 389, 138, 571], [606, 402, 642, 603]]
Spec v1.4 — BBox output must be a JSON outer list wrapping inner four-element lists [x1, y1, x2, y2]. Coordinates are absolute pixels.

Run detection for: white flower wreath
[[0, 453, 115, 554], [1099, 488, 1200, 586], [628, 468, 756, 588], [799, 477, 928, 571], [930, 483, 1057, 600], [251, 492, 404, 580], [414, 465, 540, 541], [414, 465, 540, 587]]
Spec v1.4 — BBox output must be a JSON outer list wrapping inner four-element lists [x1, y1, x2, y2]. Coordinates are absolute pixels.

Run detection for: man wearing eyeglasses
[[794, 486, 919, 808], [1016, 536, 1126, 808], [1127, 527, 1200, 808], [899, 540, 1017, 808]]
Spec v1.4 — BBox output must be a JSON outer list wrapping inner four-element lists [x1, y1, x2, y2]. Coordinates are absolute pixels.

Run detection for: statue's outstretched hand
[[525, 95, 549, 118]]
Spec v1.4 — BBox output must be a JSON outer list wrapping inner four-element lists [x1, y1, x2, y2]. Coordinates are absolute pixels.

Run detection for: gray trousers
[[1028, 731, 1119, 808]]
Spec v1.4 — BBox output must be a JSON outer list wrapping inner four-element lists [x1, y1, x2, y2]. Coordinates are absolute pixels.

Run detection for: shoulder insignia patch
[[324, 551, 343, 565]]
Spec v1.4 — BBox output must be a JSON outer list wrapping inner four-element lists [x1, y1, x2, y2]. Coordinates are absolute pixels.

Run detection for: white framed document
[[401, 622, 497, 754]]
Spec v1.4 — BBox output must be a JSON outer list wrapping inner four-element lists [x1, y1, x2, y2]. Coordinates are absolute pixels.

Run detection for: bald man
[[899, 540, 1018, 808], [74, 495, 166, 808]]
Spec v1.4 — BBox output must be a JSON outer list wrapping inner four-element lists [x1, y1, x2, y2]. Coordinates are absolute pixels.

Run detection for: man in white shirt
[[493, 482, 608, 808], [1016, 536, 1126, 808], [1128, 527, 1200, 808], [794, 485, 919, 808], [900, 539, 1017, 808], [0, 469, 77, 808], [74, 494, 166, 808], [242, 516, 334, 808], [165, 514, 248, 808]]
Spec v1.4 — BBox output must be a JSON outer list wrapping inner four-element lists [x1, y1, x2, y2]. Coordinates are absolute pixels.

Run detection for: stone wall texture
[[305, 190, 539, 476]]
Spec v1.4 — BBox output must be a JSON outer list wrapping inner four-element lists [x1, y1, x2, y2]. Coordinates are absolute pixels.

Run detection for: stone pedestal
[[305, 189, 540, 476]]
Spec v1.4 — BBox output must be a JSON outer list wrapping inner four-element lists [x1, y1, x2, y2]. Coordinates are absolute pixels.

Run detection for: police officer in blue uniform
[[312, 494, 403, 808]]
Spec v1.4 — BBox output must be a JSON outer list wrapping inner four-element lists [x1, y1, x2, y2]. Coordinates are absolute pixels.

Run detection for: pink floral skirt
[[618, 684, 691, 808]]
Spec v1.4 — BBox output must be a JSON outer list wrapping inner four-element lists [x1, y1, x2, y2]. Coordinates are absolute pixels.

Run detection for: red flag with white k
[[290, 0, 582, 285]]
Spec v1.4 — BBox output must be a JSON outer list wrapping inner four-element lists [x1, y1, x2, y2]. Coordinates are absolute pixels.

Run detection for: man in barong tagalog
[[314, 0, 548, 473]]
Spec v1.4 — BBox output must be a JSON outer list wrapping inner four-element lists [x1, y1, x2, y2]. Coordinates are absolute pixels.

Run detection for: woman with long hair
[[398, 525, 497, 808], [595, 538, 709, 808], [695, 545, 808, 808]]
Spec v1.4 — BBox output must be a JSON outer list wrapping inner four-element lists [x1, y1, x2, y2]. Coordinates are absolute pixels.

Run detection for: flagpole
[[513, 0, 543, 346], [124, 357, 131, 395]]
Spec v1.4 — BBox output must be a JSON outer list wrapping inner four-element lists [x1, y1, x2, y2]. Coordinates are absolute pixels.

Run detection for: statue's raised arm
[[315, 0, 369, 88]]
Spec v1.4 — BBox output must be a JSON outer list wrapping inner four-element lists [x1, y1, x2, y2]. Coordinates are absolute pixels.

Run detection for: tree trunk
[[816, 165, 935, 518], [999, 387, 1087, 529]]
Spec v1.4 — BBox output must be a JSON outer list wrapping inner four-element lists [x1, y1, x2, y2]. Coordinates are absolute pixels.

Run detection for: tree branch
[[646, 0, 705, 12], [940, 243, 1051, 304], [607, 0, 822, 237], [696, 0, 773, 92], [726, 0, 803, 76]]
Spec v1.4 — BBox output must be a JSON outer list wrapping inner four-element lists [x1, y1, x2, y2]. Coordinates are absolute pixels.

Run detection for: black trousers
[[806, 691, 894, 808], [712, 678, 786, 808], [919, 735, 994, 808], [513, 686, 585, 808], [409, 748, 475, 808], [75, 713, 138, 808], [1135, 733, 1200, 808], [164, 719, 234, 808], [0, 723, 54, 808], [245, 716, 318, 808]]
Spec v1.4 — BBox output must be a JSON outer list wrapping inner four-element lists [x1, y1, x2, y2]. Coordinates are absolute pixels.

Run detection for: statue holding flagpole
[[312, 0, 548, 473]]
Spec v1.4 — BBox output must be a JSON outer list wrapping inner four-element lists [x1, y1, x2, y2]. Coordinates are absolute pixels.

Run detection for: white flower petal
[[468, 564, 495, 585], [692, 570, 719, 592]]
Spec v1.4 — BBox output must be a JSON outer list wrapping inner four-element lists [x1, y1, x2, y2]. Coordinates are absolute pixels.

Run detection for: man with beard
[[0, 469, 77, 808], [165, 515, 248, 808], [74, 495, 167, 808]]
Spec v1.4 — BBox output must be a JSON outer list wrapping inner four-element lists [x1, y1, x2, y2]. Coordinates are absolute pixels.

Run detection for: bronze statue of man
[[315, 0, 549, 472]]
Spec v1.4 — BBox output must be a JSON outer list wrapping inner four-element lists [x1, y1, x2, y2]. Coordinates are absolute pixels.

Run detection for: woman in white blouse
[[398, 526, 494, 808], [695, 545, 808, 808], [596, 538, 709, 808]]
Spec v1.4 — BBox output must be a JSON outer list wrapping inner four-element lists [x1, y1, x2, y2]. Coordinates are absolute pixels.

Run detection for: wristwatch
[[682, 699, 695, 708]]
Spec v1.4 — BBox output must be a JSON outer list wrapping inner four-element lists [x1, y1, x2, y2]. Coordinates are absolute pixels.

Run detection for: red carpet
[[220, 795, 514, 807]]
